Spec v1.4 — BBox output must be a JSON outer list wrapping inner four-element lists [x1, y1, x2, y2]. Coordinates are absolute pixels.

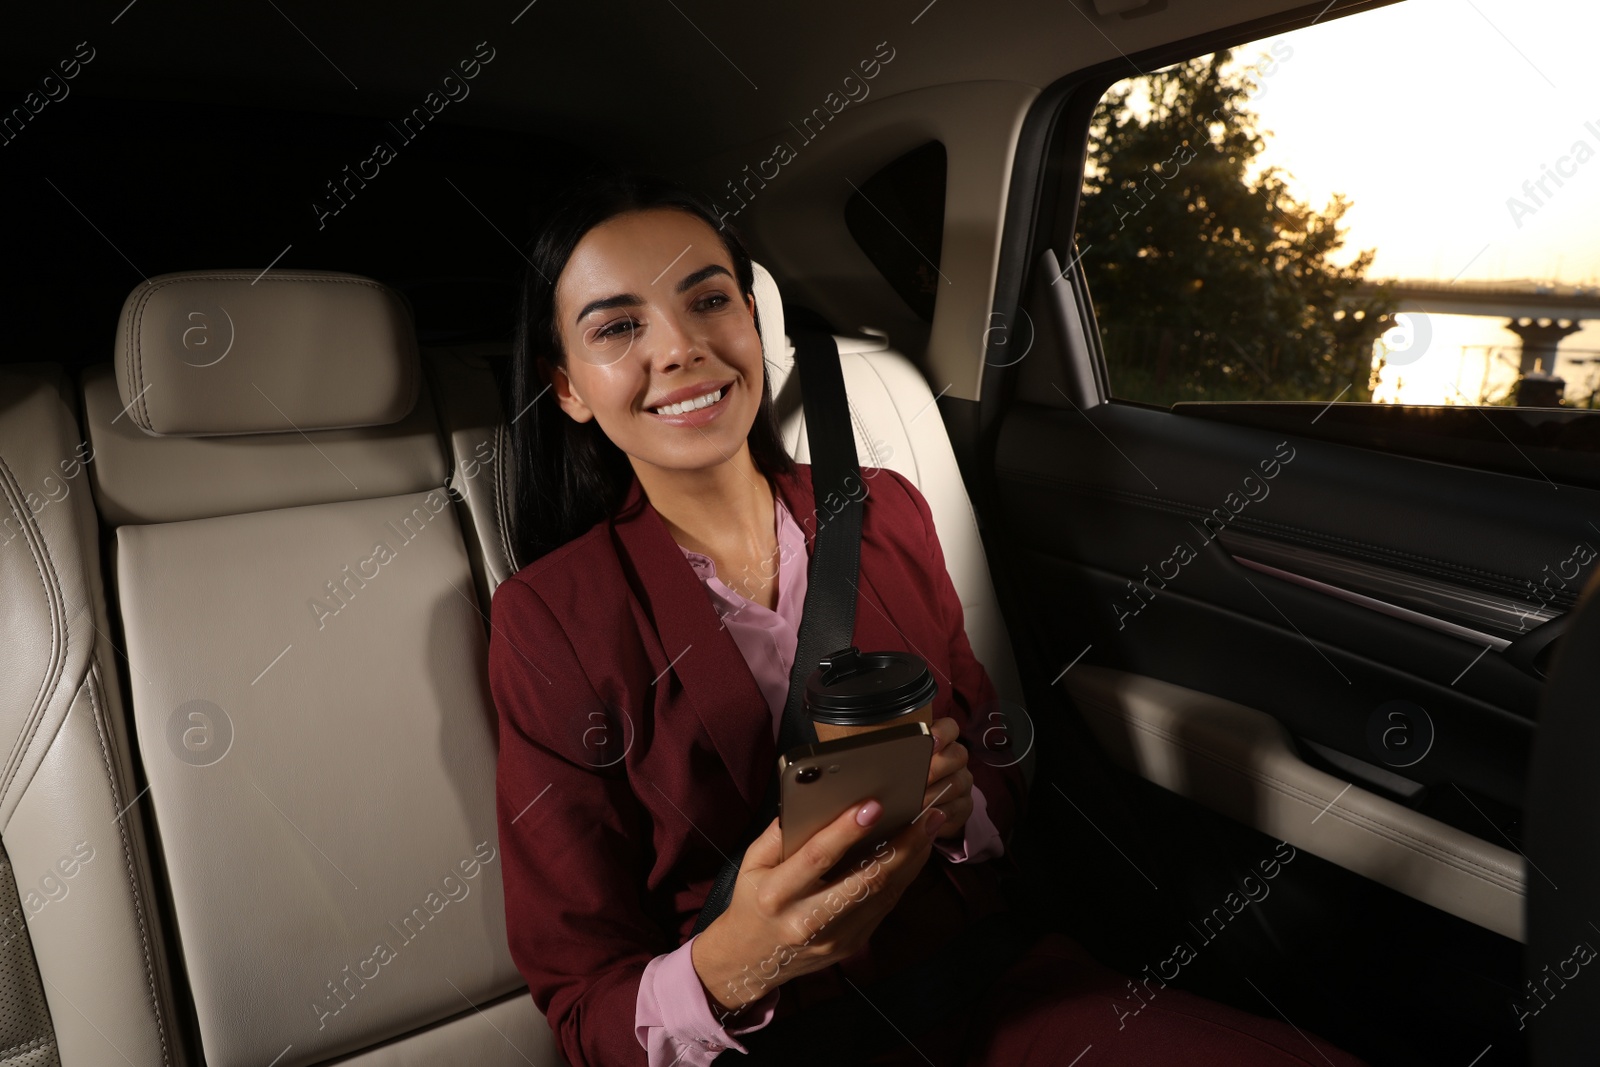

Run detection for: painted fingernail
[[924, 810, 947, 839], [856, 799, 883, 826]]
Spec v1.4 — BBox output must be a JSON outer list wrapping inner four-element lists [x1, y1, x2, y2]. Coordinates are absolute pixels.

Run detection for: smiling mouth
[[647, 385, 729, 417]]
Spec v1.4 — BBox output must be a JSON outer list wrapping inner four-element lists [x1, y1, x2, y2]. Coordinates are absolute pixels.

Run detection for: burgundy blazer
[[490, 461, 1029, 1067]]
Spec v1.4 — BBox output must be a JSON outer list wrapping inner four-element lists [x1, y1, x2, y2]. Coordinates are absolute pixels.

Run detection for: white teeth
[[652, 387, 724, 416]]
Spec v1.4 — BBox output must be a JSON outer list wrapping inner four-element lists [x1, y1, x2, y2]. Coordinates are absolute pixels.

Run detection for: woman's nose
[[650, 310, 705, 371]]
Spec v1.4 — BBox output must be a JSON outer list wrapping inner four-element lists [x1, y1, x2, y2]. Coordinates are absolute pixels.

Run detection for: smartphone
[[778, 721, 934, 862]]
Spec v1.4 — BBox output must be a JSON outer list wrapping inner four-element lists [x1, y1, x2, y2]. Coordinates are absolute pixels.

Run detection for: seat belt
[[691, 330, 1044, 1062], [692, 330, 860, 935]]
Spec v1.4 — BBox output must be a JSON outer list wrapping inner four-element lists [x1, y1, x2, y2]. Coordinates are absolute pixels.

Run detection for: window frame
[[980, 0, 1600, 490]]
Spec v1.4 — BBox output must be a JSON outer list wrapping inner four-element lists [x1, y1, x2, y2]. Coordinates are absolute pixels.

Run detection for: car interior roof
[[0, 0, 1364, 377], [2, 0, 1332, 157]]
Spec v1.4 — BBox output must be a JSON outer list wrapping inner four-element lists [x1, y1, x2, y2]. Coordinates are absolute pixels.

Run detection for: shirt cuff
[[932, 784, 1005, 865], [635, 933, 780, 1065]]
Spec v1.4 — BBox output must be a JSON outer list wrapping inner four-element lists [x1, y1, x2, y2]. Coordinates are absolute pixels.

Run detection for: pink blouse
[[634, 495, 1003, 1064]]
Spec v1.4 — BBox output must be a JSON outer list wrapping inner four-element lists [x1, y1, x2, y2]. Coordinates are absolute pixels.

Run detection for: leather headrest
[[751, 261, 789, 373], [113, 270, 420, 436]]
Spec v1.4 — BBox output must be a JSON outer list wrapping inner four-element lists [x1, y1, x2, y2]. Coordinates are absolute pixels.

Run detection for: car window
[[1070, 1, 1600, 413], [846, 140, 947, 323]]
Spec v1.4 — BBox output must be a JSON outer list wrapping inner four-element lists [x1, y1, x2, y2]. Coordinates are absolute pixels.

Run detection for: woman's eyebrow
[[574, 264, 734, 324], [575, 292, 641, 324], [672, 263, 732, 293]]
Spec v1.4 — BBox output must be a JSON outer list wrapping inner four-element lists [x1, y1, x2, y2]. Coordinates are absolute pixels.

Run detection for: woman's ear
[[538, 356, 594, 423]]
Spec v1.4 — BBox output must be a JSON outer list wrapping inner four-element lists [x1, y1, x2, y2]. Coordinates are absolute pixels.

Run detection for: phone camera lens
[[796, 766, 821, 784]]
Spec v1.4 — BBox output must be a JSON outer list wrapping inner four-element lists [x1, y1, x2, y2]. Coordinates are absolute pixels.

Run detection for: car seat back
[[81, 271, 561, 1067], [2, 363, 188, 1066]]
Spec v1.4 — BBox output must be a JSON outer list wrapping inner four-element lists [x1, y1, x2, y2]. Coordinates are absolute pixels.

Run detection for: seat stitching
[[855, 354, 923, 486], [84, 662, 173, 1067], [120, 290, 137, 430], [123, 272, 404, 434], [838, 353, 891, 471], [0, 449, 172, 1063], [127, 281, 162, 433], [0, 1035, 56, 1058], [845, 396, 881, 469], [134, 285, 154, 431], [495, 421, 514, 572], [493, 421, 518, 575], [120, 287, 140, 431], [0, 459, 167, 1060], [0, 455, 67, 809], [128, 271, 394, 290], [1077, 696, 1525, 894]]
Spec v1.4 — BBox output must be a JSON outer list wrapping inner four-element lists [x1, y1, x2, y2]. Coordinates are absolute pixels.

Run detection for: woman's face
[[546, 207, 764, 475]]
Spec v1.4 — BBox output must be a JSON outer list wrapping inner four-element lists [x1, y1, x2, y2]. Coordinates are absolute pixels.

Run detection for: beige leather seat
[[79, 270, 564, 1067], [431, 262, 1035, 784], [9, 260, 1026, 1066], [2, 364, 189, 1066]]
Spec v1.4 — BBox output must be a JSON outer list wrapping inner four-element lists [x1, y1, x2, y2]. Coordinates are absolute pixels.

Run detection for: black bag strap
[[691, 330, 862, 936]]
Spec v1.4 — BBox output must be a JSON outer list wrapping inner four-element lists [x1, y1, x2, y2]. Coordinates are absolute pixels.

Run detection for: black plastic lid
[[804, 646, 939, 725]]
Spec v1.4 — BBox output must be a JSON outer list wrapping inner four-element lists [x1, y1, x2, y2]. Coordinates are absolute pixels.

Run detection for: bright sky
[[1239, 0, 1600, 285], [1203, 0, 1600, 403]]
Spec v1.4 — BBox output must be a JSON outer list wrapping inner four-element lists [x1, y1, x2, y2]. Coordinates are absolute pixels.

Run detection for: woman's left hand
[[923, 717, 973, 842]]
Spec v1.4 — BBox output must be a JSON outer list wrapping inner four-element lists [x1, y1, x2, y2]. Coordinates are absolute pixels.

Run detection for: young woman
[[488, 171, 1369, 1067]]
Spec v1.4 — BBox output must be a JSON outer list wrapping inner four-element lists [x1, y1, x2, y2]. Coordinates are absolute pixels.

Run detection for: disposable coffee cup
[[805, 646, 939, 743]]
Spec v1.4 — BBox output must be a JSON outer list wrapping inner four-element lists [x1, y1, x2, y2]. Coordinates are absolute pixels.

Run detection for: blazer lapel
[[608, 463, 892, 817], [609, 469, 791, 813]]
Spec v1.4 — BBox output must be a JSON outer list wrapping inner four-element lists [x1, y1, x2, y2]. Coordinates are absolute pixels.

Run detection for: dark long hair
[[504, 170, 796, 568]]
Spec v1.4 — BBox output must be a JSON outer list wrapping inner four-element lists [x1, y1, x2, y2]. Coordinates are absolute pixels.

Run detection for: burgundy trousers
[[863, 931, 1370, 1067]]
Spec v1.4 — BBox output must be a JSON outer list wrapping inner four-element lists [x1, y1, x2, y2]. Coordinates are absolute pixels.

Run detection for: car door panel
[[987, 397, 1596, 927], [1062, 663, 1526, 940]]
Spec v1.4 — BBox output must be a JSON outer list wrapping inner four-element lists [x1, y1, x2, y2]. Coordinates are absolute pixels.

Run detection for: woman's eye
[[696, 293, 729, 312], [595, 318, 638, 340]]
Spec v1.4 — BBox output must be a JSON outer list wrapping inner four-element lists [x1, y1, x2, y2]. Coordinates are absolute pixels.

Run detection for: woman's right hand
[[690, 800, 945, 1017]]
